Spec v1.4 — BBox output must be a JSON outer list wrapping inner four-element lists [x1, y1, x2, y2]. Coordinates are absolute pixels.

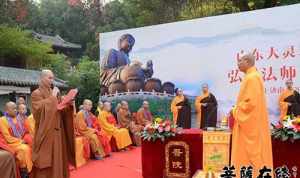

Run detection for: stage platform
[[141, 129, 300, 178]]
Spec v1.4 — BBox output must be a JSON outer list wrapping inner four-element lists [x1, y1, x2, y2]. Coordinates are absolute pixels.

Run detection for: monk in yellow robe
[[98, 102, 132, 150], [118, 101, 143, 146], [26, 114, 35, 137], [231, 54, 273, 177], [136, 101, 153, 126], [17, 104, 34, 144], [95, 101, 104, 117], [0, 102, 33, 174], [195, 84, 218, 129], [75, 99, 108, 159], [170, 88, 185, 124], [279, 79, 300, 121], [30, 69, 75, 178]]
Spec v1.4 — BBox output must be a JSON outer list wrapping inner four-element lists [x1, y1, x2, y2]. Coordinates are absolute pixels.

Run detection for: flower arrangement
[[272, 115, 300, 142], [140, 118, 181, 142]]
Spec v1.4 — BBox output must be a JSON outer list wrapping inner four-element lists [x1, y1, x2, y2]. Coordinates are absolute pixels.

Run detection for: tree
[[0, 25, 55, 69], [68, 56, 100, 110]]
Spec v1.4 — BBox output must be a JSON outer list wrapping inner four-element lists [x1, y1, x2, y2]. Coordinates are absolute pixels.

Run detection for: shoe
[[20, 169, 29, 178], [94, 155, 103, 160]]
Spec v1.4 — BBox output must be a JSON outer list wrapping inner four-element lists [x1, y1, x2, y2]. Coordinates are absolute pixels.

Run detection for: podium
[[193, 131, 231, 178], [203, 131, 231, 172]]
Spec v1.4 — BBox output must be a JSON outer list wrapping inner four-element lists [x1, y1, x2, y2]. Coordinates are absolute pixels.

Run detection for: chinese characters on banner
[[228, 46, 299, 94], [227, 45, 299, 84]]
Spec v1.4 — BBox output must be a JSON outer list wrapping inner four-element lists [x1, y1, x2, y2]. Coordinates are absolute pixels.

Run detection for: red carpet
[[70, 147, 142, 178]]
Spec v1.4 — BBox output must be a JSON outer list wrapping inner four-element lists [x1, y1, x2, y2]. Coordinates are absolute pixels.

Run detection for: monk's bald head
[[98, 101, 104, 109], [237, 54, 255, 73], [40, 69, 54, 88], [18, 103, 27, 115], [121, 100, 129, 109], [41, 69, 54, 78], [142, 101, 149, 109], [202, 83, 209, 93], [5, 101, 17, 117], [83, 99, 93, 111], [285, 79, 293, 89], [103, 102, 112, 112]]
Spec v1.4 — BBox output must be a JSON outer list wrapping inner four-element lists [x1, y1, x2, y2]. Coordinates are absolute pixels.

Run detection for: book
[[57, 88, 78, 110]]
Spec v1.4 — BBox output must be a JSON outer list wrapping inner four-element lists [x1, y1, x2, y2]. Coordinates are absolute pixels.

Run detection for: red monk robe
[[30, 86, 76, 178], [17, 114, 33, 146], [75, 110, 111, 156]]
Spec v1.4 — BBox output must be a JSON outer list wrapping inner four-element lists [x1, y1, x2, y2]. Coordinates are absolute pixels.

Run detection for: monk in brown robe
[[0, 131, 18, 178], [30, 70, 75, 178], [136, 101, 153, 126], [117, 101, 143, 146], [231, 54, 273, 177], [279, 79, 300, 121], [195, 84, 218, 129]]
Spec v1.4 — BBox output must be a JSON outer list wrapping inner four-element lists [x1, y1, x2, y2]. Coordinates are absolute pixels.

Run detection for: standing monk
[[0, 102, 33, 176], [176, 96, 192, 129], [170, 88, 185, 125], [278, 79, 300, 120], [118, 101, 143, 146], [75, 99, 111, 159], [231, 54, 273, 177], [136, 101, 153, 126], [30, 70, 75, 178], [195, 84, 218, 129]]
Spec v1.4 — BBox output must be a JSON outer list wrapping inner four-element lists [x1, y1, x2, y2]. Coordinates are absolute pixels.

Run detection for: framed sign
[[165, 141, 190, 178]]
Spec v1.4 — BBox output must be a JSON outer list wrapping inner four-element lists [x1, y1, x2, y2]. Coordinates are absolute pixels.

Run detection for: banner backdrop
[[100, 4, 300, 124]]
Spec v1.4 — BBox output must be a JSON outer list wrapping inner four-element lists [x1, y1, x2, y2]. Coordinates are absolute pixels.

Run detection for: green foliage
[[44, 54, 71, 80], [0, 25, 57, 69], [68, 56, 100, 110], [140, 119, 179, 142]]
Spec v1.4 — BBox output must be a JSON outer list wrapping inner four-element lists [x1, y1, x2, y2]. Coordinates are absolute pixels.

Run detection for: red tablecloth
[[142, 129, 300, 178], [272, 139, 300, 169], [141, 129, 203, 178]]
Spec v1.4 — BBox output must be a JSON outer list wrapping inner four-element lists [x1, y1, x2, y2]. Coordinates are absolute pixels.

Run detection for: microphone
[[51, 83, 61, 98]]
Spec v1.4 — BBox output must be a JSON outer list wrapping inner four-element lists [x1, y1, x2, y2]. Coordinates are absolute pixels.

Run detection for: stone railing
[[100, 90, 175, 99]]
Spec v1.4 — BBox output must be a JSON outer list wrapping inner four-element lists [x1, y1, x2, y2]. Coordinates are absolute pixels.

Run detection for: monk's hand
[[202, 103, 208, 107], [287, 103, 292, 106], [52, 87, 60, 97], [177, 106, 182, 109]]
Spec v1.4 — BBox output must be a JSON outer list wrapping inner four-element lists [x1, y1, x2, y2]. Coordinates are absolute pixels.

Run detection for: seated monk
[[95, 101, 104, 117], [118, 101, 143, 146], [17, 104, 34, 144], [136, 101, 153, 126], [98, 102, 132, 150], [0, 102, 32, 175], [0, 132, 18, 178], [75, 99, 111, 159], [25, 114, 35, 137]]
